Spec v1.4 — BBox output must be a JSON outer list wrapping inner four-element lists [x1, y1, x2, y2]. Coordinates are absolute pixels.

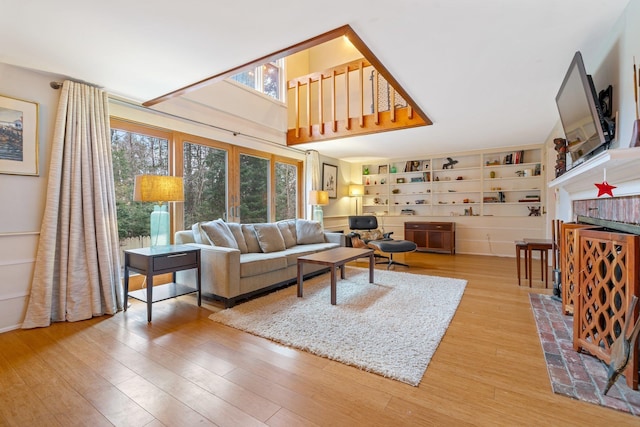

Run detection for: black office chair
[[348, 215, 417, 269]]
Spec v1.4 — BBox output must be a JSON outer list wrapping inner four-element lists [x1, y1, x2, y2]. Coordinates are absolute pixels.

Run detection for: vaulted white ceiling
[[0, 0, 630, 161]]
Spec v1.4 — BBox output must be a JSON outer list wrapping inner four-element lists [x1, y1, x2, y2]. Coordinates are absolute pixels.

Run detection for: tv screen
[[555, 51, 610, 165]]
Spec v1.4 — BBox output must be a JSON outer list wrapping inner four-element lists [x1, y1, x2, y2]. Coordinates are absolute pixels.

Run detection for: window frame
[[111, 118, 303, 240]]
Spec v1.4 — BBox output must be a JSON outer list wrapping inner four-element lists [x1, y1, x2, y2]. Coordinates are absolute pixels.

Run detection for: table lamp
[[308, 190, 329, 228], [348, 184, 365, 215], [133, 175, 184, 246]]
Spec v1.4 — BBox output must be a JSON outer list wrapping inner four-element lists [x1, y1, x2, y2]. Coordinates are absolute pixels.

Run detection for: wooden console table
[[404, 222, 455, 254]]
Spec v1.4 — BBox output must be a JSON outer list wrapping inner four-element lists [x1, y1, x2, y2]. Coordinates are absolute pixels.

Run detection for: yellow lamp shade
[[348, 184, 364, 197], [133, 175, 184, 203], [308, 190, 329, 206]]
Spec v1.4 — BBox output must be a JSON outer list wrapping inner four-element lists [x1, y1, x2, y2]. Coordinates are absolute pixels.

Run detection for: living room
[[2, 1, 640, 424]]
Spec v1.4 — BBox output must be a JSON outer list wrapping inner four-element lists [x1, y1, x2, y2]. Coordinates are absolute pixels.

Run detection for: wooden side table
[[523, 238, 553, 288], [124, 245, 201, 322]]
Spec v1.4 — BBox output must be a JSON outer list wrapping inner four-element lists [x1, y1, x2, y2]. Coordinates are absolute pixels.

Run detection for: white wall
[[0, 64, 59, 332]]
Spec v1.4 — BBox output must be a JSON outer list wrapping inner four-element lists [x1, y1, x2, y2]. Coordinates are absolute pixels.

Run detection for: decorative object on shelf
[[390, 165, 397, 173], [434, 176, 439, 181], [380, 178, 386, 184], [423, 172, 431, 182], [553, 138, 567, 177], [422, 161, 429, 170], [410, 177, 423, 182], [595, 168, 616, 197], [400, 209, 415, 215], [396, 178, 405, 183], [515, 170, 525, 177], [134, 175, 184, 246], [308, 190, 329, 228], [0, 94, 39, 176], [404, 160, 421, 172], [392, 188, 400, 194], [366, 177, 370, 185], [378, 165, 388, 174], [363, 167, 369, 175], [490, 171, 496, 179], [528, 206, 541, 216], [348, 184, 365, 215], [322, 163, 338, 198], [442, 157, 458, 169], [456, 176, 463, 180]]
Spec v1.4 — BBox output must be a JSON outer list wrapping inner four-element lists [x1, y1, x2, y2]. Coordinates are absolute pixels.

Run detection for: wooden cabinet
[[404, 222, 455, 254]]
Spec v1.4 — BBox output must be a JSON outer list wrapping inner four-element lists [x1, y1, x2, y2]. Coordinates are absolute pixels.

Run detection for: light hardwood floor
[[0, 253, 638, 426]]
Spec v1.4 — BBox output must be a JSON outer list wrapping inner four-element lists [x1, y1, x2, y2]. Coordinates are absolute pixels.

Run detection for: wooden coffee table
[[297, 247, 375, 305]]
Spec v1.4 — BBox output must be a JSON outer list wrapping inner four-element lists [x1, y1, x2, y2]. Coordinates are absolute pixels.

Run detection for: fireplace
[[550, 148, 640, 391]]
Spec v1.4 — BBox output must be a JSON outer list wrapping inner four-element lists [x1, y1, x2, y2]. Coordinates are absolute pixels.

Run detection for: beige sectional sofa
[[175, 218, 344, 307]]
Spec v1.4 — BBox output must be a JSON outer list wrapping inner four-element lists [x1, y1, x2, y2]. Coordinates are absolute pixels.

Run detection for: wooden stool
[[523, 238, 554, 288], [515, 241, 529, 286]]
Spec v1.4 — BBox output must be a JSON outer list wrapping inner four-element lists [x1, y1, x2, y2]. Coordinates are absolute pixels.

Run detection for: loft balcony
[[286, 58, 430, 146]]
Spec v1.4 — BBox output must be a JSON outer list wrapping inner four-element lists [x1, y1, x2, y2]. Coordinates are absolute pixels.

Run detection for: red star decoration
[[595, 181, 616, 197]]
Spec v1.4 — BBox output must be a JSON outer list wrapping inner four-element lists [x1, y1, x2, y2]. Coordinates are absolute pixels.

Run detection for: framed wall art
[[0, 95, 39, 176], [322, 163, 338, 198]]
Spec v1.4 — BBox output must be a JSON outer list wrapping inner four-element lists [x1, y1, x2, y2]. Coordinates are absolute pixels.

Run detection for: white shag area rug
[[209, 267, 467, 386]]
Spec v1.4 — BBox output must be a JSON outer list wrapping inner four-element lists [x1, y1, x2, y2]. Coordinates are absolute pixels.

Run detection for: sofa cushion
[[254, 223, 286, 253], [239, 252, 288, 277], [201, 219, 239, 249], [226, 222, 248, 254], [296, 219, 325, 244], [241, 224, 262, 253], [282, 242, 341, 267], [277, 219, 297, 248]]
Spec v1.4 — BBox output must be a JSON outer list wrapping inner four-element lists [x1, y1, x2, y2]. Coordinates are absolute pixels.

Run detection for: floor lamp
[[348, 184, 364, 215], [134, 175, 184, 247], [308, 190, 329, 228]]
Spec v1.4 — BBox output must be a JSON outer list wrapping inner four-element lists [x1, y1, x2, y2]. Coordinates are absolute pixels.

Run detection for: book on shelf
[[503, 150, 525, 165]]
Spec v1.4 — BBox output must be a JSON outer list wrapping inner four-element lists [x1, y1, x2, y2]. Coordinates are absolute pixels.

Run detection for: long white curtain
[[305, 150, 321, 219], [22, 81, 123, 328]]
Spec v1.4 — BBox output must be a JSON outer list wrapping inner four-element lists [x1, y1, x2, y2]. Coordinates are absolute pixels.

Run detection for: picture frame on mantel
[[322, 163, 338, 199], [0, 95, 39, 176]]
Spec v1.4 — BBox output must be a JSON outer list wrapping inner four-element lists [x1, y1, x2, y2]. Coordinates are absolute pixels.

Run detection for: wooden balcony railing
[[286, 58, 429, 146]]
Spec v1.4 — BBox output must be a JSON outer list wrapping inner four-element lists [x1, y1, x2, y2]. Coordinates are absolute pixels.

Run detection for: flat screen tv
[[555, 51, 612, 166]]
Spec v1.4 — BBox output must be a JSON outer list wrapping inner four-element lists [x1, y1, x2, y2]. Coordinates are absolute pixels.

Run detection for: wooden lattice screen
[[560, 223, 600, 315], [573, 229, 640, 390]]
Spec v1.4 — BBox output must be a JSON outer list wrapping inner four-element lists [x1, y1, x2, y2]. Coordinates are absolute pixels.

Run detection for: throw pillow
[[226, 222, 249, 254], [296, 219, 325, 244], [201, 219, 239, 249], [277, 220, 297, 248], [191, 222, 209, 244], [254, 223, 286, 253], [241, 224, 262, 253]]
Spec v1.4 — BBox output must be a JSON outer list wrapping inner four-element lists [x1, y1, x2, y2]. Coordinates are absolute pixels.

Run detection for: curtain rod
[[50, 80, 306, 155], [49, 80, 103, 89], [113, 95, 306, 155]]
